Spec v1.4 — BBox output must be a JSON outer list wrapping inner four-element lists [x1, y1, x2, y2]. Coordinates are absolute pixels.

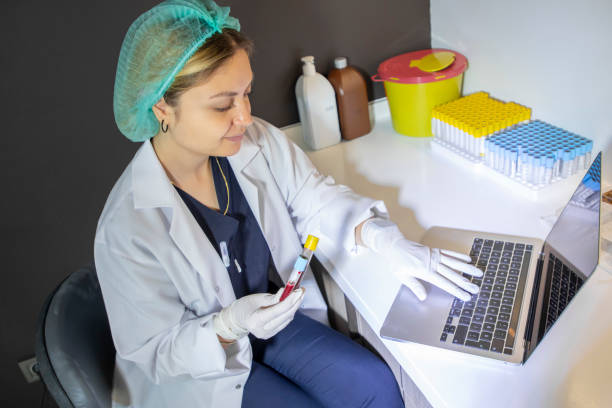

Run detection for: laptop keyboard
[[439, 238, 531, 355], [543, 253, 583, 332]]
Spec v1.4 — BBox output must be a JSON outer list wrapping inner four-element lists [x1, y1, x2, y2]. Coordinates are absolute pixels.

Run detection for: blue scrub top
[[175, 157, 273, 298]]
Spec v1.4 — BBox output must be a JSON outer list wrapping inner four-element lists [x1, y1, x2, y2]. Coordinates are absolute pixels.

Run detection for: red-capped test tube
[[279, 235, 319, 301]]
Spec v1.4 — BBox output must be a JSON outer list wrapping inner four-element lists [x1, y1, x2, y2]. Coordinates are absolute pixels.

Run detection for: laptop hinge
[[523, 339, 530, 362], [523, 254, 544, 361]]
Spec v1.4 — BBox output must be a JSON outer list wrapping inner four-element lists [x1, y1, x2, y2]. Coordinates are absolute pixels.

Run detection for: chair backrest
[[35, 264, 115, 408]]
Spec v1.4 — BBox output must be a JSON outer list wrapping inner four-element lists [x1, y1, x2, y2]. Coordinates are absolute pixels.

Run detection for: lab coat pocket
[[170, 263, 223, 318]]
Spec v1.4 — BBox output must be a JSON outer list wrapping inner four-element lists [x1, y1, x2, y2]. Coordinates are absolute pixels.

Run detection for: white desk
[[285, 113, 612, 408]]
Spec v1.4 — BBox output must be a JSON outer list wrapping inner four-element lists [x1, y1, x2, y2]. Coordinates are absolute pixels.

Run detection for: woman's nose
[[234, 98, 253, 127]]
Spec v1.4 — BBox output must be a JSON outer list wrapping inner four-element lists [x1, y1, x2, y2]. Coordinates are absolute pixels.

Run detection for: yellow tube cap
[[304, 235, 319, 251]]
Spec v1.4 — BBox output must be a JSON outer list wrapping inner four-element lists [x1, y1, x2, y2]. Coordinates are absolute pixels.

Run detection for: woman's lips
[[225, 134, 244, 143]]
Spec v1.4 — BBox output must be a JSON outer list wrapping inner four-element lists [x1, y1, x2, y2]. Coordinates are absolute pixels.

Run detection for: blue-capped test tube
[[544, 155, 554, 184], [535, 154, 542, 185], [554, 146, 563, 179], [584, 140, 593, 168], [575, 141, 585, 170], [569, 145, 577, 176], [500, 145, 507, 174], [560, 148, 571, 178], [521, 152, 531, 183], [497, 142, 505, 172], [510, 148, 519, 177], [505, 146, 514, 176]]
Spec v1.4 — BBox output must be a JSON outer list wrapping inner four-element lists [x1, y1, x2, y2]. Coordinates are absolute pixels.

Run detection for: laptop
[[380, 152, 602, 365]]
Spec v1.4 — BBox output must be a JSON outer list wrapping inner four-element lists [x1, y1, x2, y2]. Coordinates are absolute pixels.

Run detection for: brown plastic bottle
[[327, 57, 371, 140]]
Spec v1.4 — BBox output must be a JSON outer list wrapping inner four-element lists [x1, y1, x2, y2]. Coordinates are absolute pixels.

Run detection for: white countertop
[[284, 104, 612, 408]]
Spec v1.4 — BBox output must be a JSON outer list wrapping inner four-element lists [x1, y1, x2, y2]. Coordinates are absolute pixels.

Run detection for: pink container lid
[[372, 49, 468, 84]]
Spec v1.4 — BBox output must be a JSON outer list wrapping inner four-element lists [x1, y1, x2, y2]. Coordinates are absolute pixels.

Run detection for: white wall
[[431, 0, 612, 182]]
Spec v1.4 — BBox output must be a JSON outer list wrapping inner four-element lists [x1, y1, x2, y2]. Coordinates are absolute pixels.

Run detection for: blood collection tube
[[279, 235, 319, 301]]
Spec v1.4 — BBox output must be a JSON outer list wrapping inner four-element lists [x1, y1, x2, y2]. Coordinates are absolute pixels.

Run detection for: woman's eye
[[214, 105, 233, 112], [213, 91, 250, 112]]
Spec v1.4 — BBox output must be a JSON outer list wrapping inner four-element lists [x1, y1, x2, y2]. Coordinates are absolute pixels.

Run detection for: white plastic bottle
[[295, 56, 341, 150]]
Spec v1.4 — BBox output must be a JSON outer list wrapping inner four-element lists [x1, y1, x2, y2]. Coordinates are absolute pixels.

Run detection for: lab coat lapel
[[168, 199, 236, 307], [228, 139, 262, 228], [229, 137, 299, 283], [132, 140, 236, 307]]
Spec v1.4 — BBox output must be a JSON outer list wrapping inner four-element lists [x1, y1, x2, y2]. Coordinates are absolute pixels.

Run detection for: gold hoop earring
[[161, 120, 169, 133]]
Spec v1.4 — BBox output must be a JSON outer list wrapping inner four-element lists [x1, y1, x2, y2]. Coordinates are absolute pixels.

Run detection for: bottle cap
[[334, 57, 348, 69], [301, 56, 316, 76], [304, 235, 319, 251]]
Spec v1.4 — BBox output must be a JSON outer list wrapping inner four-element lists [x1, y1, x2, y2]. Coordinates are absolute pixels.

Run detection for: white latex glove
[[213, 287, 305, 341], [361, 218, 482, 302]]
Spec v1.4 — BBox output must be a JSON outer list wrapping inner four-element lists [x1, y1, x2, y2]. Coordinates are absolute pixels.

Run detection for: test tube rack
[[431, 92, 594, 190], [484, 120, 593, 189], [431, 92, 532, 162]]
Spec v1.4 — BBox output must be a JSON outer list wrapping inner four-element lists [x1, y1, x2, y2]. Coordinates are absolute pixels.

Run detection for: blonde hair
[[164, 28, 253, 107]]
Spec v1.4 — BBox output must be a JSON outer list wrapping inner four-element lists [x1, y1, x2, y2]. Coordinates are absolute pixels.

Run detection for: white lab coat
[[94, 117, 386, 408]]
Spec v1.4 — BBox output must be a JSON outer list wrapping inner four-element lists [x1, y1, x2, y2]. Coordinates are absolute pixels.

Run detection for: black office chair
[[35, 264, 115, 408]]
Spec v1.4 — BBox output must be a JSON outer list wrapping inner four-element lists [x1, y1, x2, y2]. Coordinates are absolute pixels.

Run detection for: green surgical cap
[[113, 0, 240, 142]]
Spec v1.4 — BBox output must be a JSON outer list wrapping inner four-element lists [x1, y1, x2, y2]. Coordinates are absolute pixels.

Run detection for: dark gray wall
[[0, 0, 429, 405]]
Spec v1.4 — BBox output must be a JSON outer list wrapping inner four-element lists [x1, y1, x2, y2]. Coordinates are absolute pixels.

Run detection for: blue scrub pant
[[242, 312, 404, 407]]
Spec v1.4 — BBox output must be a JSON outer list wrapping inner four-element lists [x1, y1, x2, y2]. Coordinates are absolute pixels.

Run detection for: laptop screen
[[525, 152, 601, 360]]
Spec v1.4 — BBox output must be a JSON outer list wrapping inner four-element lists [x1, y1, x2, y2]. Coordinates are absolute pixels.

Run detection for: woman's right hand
[[213, 287, 305, 341], [360, 217, 481, 302]]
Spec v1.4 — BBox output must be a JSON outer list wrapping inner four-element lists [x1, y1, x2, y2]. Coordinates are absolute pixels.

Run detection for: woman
[[95, 1, 481, 407]]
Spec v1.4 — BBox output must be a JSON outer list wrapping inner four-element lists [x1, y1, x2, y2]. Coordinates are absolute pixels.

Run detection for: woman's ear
[[152, 97, 171, 123]]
